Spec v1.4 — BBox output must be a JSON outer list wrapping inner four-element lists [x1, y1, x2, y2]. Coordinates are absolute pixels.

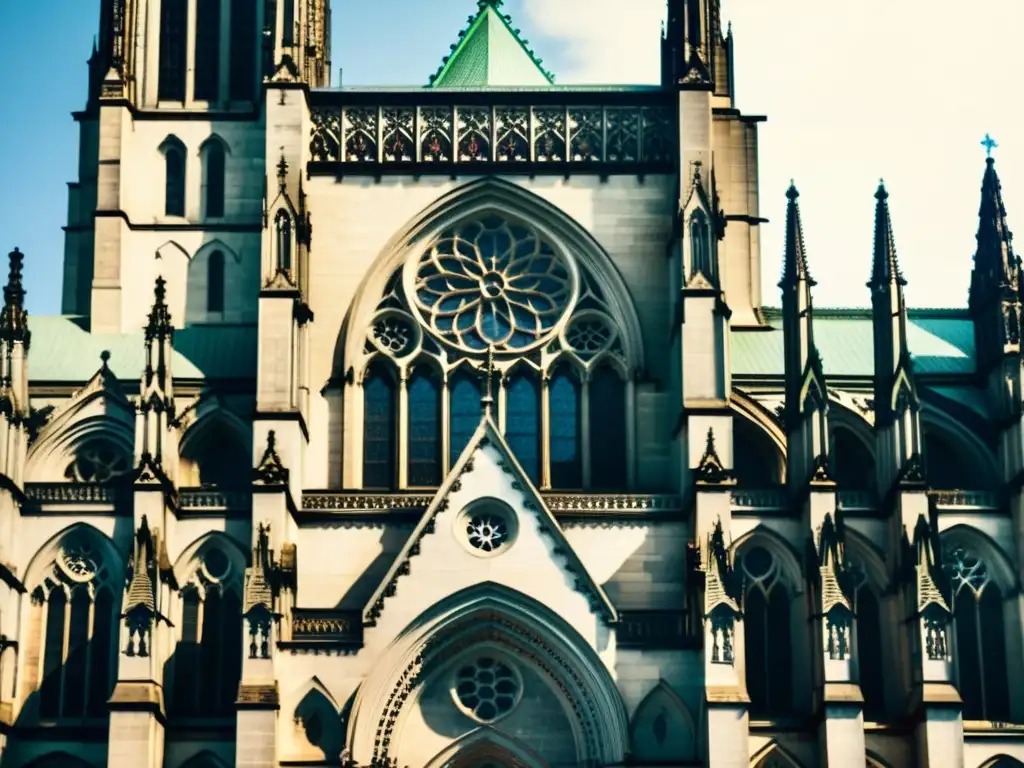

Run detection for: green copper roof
[[429, 0, 554, 88], [731, 309, 976, 378], [28, 316, 257, 382]]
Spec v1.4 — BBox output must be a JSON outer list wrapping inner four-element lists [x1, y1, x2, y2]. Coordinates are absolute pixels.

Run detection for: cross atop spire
[[981, 133, 998, 159]]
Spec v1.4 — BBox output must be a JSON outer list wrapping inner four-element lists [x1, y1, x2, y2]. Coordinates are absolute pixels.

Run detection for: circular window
[[67, 440, 130, 483], [201, 548, 231, 582], [455, 500, 518, 558], [452, 656, 522, 723], [406, 216, 577, 353], [59, 541, 98, 582], [368, 309, 419, 358]]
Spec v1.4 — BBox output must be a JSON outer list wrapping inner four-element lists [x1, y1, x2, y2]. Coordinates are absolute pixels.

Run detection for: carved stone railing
[[617, 610, 698, 650], [307, 91, 674, 175], [178, 488, 252, 511], [303, 492, 434, 513], [730, 488, 787, 512], [284, 608, 364, 651], [837, 490, 877, 512], [928, 490, 1001, 511], [24, 483, 116, 505]]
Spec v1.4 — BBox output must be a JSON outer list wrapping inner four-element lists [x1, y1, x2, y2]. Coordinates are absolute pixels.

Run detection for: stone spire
[[136, 277, 176, 480], [0, 248, 30, 419], [779, 183, 831, 487], [0, 248, 29, 348], [663, 0, 721, 87], [969, 155, 1022, 374], [868, 183, 923, 491]]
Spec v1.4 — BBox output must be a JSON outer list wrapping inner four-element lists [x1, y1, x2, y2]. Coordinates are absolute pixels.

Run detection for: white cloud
[[520, 0, 664, 84], [516, 0, 1024, 308]]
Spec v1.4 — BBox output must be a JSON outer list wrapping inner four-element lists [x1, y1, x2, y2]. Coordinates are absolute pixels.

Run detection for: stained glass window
[[449, 372, 481, 468], [363, 365, 397, 489], [408, 370, 441, 486], [158, 0, 187, 101], [194, 0, 221, 101], [549, 368, 581, 488], [505, 372, 540, 483], [741, 546, 792, 718], [207, 250, 225, 313], [204, 144, 226, 218], [229, 0, 257, 101], [165, 147, 186, 217], [589, 366, 626, 489]]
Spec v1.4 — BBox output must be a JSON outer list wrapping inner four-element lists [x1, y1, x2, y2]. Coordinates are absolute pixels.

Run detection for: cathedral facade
[[0, 0, 1021, 766]]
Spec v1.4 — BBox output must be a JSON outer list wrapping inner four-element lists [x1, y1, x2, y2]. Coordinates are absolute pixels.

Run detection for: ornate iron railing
[[307, 95, 675, 175]]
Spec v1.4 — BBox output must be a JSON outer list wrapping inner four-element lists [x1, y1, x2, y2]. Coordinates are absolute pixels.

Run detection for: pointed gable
[[363, 415, 615, 628], [429, 0, 555, 88]]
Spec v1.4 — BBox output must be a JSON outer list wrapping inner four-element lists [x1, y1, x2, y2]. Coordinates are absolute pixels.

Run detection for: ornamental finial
[[481, 345, 496, 415]]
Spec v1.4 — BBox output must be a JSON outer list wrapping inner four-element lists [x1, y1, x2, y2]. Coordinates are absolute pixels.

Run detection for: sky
[[0, 0, 1021, 315]]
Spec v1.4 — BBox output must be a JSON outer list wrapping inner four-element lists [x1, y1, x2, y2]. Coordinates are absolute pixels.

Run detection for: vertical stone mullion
[[397, 371, 409, 489], [540, 374, 551, 490], [581, 375, 591, 489]]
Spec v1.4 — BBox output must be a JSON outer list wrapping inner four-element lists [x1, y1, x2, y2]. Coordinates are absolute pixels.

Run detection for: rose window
[[66, 440, 130, 483], [60, 541, 98, 582], [408, 217, 575, 352], [453, 657, 522, 722], [466, 514, 509, 553], [565, 314, 614, 358]]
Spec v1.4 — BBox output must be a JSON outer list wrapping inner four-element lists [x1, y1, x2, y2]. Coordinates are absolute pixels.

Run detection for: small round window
[[455, 500, 518, 558], [452, 656, 522, 723]]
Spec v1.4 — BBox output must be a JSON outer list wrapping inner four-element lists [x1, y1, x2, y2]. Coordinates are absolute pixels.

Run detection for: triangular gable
[[429, 1, 554, 88], [363, 414, 616, 626]]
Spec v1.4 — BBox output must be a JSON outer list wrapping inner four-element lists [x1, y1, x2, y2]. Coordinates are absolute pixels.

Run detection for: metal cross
[[981, 133, 998, 159]]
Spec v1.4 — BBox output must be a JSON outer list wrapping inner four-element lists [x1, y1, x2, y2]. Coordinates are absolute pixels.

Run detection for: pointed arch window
[[203, 142, 226, 219], [741, 546, 792, 718], [407, 367, 442, 487], [944, 542, 1010, 722], [282, 0, 295, 46], [37, 538, 115, 720], [275, 211, 293, 274], [549, 367, 581, 489], [847, 559, 886, 720], [193, 0, 221, 101], [588, 366, 627, 490], [229, 0, 257, 102], [449, 371, 482, 469], [505, 371, 541, 484], [363, 363, 397, 490], [158, 0, 187, 101], [170, 549, 243, 718], [207, 250, 225, 313], [689, 210, 712, 283], [164, 144, 186, 218]]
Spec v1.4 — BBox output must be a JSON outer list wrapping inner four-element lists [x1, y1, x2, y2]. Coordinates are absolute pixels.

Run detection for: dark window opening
[[207, 250, 225, 313], [165, 147, 186, 217], [158, 0, 187, 101], [204, 143, 226, 218], [407, 369, 442, 486], [194, 0, 221, 101], [229, 0, 257, 101], [589, 366, 627, 489], [363, 364, 397, 490], [549, 368, 581, 489]]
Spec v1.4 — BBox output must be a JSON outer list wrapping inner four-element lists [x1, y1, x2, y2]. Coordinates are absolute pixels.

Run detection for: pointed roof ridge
[[869, 180, 906, 289], [973, 155, 1018, 294], [363, 413, 616, 626], [779, 181, 814, 289], [429, 1, 555, 88]]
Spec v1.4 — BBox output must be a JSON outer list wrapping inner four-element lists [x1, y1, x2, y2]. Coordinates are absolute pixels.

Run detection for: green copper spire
[[429, 1, 555, 88]]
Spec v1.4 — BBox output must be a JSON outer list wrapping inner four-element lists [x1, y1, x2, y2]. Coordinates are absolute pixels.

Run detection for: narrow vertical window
[[61, 590, 91, 717], [686, 0, 703, 48], [588, 367, 627, 489], [275, 211, 293, 273], [199, 591, 225, 715], [449, 371, 481, 469], [363, 363, 397, 489], [690, 210, 711, 282], [856, 584, 886, 720], [207, 250, 225, 313], [741, 546, 792, 718], [158, 0, 187, 101], [229, 0, 257, 102], [39, 589, 66, 718], [204, 143, 226, 218], [172, 589, 202, 716], [282, 0, 295, 46], [87, 590, 114, 717], [194, 0, 221, 101], [407, 369, 441, 487], [165, 146, 186, 217], [505, 371, 541, 484], [549, 368, 581, 488]]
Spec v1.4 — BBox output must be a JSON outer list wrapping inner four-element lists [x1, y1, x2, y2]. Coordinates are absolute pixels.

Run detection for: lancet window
[[164, 143, 186, 218], [275, 211, 293, 274], [229, 0, 257, 101], [34, 533, 115, 720], [943, 541, 1010, 722], [740, 545, 793, 718], [357, 214, 633, 490], [158, 0, 187, 101], [168, 546, 243, 719], [193, 0, 221, 101], [845, 558, 886, 720], [203, 142, 226, 219], [207, 250, 225, 313]]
